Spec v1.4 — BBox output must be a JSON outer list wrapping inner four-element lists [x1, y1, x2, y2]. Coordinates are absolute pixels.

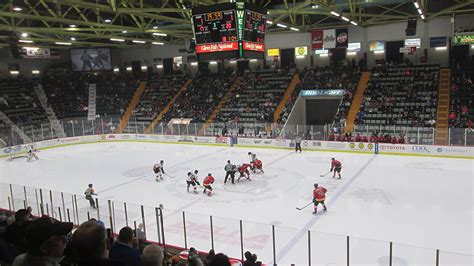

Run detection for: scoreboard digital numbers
[[192, 10, 238, 45], [192, 2, 267, 61]]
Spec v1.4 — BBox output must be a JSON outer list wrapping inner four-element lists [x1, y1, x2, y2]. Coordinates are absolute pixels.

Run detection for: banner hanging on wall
[[311, 30, 323, 50], [295, 46, 308, 56], [452, 35, 474, 45], [335, 28, 348, 48], [323, 29, 336, 49], [430, 37, 447, 47]]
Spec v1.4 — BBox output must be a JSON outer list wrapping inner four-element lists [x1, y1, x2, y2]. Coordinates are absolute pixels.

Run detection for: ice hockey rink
[[0, 141, 473, 265]]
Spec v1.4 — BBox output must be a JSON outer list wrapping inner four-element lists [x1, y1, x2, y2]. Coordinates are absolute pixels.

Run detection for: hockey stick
[[164, 173, 175, 178], [319, 171, 331, 177], [296, 202, 313, 210]]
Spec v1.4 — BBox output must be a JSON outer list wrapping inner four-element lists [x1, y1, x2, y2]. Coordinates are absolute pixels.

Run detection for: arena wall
[[2, 134, 472, 159]]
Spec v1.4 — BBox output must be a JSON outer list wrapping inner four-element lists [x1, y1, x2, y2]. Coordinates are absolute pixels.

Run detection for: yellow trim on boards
[[1, 139, 472, 160]]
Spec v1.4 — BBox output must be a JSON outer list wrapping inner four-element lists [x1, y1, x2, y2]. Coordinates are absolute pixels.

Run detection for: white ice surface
[[0, 142, 472, 265]]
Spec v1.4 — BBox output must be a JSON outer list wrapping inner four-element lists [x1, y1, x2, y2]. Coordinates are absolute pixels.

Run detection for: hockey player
[[238, 163, 251, 181], [330, 158, 342, 179], [203, 173, 215, 196], [186, 172, 200, 193], [153, 163, 164, 181], [295, 135, 302, 153], [248, 152, 257, 171], [312, 183, 327, 214], [27, 145, 39, 162], [84, 184, 98, 209], [252, 159, 264, 174]]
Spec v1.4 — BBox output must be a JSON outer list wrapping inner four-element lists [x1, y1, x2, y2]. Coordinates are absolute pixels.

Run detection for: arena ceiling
[[0, 0, 473, 48]]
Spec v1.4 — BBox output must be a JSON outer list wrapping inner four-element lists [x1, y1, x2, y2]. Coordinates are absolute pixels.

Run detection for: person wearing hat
[[12, 217, 73, 266]]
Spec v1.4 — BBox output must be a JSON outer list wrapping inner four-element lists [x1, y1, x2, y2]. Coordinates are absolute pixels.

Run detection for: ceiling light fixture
[[290, 27, 299, 31], [276, 23, 287, 28], [152, 42, 164, 45], [153, 33, 167, 36], [132, 40, 146, 44], [330, 11, 340, 16], [341, 16, 350, 22], [104, 19, 111, 23], [414, 2, 420, 9], [19, 40, 33, 43], [21, 33, 28, 37], [13, 7, 22, 11], [110, 38, 125, 42], [267, 21, 273, 25], [55, 42, 72, 45], [420, 14, 425, 20], [71, 37, 76, 41], [350, 21, 358, 26], [70, 24, 76, 28]]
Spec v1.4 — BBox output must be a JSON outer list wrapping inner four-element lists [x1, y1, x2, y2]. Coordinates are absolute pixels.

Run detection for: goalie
[[27, 145, 39, 162]]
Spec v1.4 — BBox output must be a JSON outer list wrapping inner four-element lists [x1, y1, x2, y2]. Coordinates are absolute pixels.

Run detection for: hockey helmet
[[187, 172, 192, 176], [194, 170, 198, 174], [314, 183, 318, 188], [331, 158, 335, 160]]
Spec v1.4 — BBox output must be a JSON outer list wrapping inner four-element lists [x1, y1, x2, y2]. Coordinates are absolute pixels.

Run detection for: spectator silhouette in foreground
[[142, 244, 163, 266], [109, 226, 142, 266]]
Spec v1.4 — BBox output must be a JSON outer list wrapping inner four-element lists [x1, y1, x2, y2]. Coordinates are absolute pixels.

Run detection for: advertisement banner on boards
[[335, 28, 348, 48], [323, 29, 336, 49], [311, 30, 323, 50]]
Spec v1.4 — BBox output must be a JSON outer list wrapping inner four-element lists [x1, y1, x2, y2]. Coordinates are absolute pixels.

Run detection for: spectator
[[12, 217, 73, 266], [69, 220, 126, 265], [205, 249, 215, 263], [5, 209, 31, 253], [109, 227, 142, 266], [209, 253, 231, 266], [142, 244, 163, 266]]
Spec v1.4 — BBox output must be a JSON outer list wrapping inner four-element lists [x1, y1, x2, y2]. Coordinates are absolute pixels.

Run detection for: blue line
[[273, 155, 376, 264]]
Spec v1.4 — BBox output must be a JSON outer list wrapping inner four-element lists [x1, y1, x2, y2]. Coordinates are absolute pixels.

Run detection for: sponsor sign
[[162, 135, 175, 141], [400, 47, 416, 54], [311, 141, 322, 147], [311, 30, 323, 50], [335, 28, 348, 48], [348, 142, 374, 152], [21, 47, 59, 59], [435, 147, 469, 154], [412, 146, 430, 153], [379, 144, 406, 151], [430, 37, 447, 48], [215, 137, 228, 144], [120, 135, 131, 140], [59, 137, 81, 143], [196, 42, 239, 53], [323, 29, 336, 49], [107, 134, 116, 140], [300, 89, 344, 97], [404, 38, 421, 48], [369, 40, 385, 51], [262, 140, 273, 145], [243, 41, 264, 52], [274, 139, 288, 147], [295, 46, 308, 56], [194, 137, 213, 144], [348, 42, 361, 52], [267, 48, 280, 57], [178, 136, 194, 142], [314, 49, 329, 55], [137, 134, 147, 139], [326, 142, 346, 149], [453, 35, 474, 45]]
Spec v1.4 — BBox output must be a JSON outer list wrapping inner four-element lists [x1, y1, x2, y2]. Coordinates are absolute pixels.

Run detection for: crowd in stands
[[164, 69, 236, 123], [215, 67, 293, 124], [328, 130, 405, 144], [42, 68, 139, 119], [0, 76, 54, 141], [0, 208, 262, 266], [125, 75, 187, 133], [355, 62, 439, 128], [449, 62, 474, 128], [279, 60, 361, 126]]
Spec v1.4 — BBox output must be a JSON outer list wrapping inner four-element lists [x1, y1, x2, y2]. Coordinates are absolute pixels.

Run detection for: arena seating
[[354, 64, 440, 144], [204, 68, 294, 137], [162, 70, 237, 124], [0, 77, 54, 141], [279, 64, 361, 128], [449, 68, 474, 128], [42, 68, 138, 119], [124, 75, 187, 133]]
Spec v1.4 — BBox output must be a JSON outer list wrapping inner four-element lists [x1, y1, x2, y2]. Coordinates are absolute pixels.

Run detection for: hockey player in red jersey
[[238, 163, 251, 181], [330, 158, 342, 179], [203, 173, 215, 196], [252, 159, 264, 174], [312, 183, 327, 214]]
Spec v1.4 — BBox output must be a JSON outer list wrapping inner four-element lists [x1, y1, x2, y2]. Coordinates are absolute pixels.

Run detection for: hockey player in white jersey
[[27, 145, 39, 162], [153, 163, 163, 181], [186, 170, 201, 193]]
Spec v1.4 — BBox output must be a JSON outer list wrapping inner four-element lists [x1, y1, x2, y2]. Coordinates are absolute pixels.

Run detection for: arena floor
[[0, 142, 472, 265]]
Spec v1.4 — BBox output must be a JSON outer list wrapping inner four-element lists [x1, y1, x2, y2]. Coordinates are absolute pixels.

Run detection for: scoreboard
[[192, 2, 267, 61]]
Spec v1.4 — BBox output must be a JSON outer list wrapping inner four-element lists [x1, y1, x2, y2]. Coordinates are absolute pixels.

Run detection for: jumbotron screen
[[191, 2, 267, 61]]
